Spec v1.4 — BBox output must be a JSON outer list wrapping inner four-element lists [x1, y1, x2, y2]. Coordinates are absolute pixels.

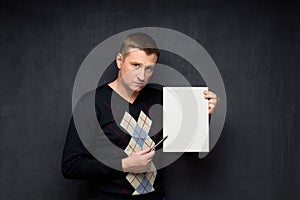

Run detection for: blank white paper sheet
[[163, 87, 209, 152]]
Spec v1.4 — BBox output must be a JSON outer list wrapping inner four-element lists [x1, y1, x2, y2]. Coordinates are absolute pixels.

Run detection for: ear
[[116, 53, 123, 69]]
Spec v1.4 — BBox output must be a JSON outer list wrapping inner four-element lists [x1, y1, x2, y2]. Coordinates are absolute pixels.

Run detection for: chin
[[133, 86, 144, 92]]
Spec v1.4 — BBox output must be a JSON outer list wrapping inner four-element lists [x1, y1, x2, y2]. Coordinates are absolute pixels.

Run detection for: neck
[[108, 79, 139, 104]]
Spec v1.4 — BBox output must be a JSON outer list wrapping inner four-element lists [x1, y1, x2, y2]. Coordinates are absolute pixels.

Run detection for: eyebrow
[[130, 62, 142, 65], [130, 62, 155, 67]]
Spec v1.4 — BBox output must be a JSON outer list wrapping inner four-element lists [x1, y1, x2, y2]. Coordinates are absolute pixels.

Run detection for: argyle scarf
[[120, 111, 157, 195]]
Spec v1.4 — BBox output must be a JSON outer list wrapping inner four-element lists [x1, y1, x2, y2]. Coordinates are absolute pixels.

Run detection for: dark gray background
[[0, 0, 299, 199]]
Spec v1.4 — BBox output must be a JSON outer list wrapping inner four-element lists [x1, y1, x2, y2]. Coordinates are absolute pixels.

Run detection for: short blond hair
[[120, 33, 160, 58]]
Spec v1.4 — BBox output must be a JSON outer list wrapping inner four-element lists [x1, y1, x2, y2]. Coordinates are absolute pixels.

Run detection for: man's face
[[116, 48, 158, 93]]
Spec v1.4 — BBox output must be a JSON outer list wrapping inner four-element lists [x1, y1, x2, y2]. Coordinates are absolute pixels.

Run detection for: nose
[[136, 67, 145, 82]]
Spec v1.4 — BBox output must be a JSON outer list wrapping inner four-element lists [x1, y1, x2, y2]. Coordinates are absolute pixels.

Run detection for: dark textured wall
[[0, 0, 299, 199]]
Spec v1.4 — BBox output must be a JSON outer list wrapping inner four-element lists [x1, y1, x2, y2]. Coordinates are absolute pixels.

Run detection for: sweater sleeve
[[61, 117, 122, 180], [61, 92, 124, 180]]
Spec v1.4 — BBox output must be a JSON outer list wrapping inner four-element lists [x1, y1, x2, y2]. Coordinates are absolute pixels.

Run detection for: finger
[[209, 98, 218, 105], [144, 150, 155, 160], [204, 91, 217, 99], [209, 103, 216, 109], [209, 92, 217, 99], [203, 90, 209, 98], [208, 103, 216, 110], [136, 148, 151, 155], [208, 104, 216, 114]]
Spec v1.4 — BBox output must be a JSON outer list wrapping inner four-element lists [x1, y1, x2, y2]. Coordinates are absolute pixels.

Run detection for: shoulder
[[96, 84, 112, 94], [142, 84, 163, 95], [72, 84, 112, 112], [139, 84, 163, 104], [95, 84, 113, 101]]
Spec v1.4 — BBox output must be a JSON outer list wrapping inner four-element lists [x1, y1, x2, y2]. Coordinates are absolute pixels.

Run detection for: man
[[62, 33, 219, 199]]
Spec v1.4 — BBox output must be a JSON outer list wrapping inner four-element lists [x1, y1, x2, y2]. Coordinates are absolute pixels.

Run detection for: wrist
[[122, 158, 129, 172]]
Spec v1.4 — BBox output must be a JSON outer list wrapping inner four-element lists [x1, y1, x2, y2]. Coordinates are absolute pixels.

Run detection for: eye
[[145, 66, 153, 73], [133, 64, 140, 68]]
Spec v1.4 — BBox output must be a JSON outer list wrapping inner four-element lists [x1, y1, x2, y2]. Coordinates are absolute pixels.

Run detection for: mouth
[[134, 82, 145, 88], [134, 82, 144, 86]]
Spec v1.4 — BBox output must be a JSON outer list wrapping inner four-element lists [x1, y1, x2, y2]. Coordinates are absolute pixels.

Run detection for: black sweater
[[62, 84, 164, 198]]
